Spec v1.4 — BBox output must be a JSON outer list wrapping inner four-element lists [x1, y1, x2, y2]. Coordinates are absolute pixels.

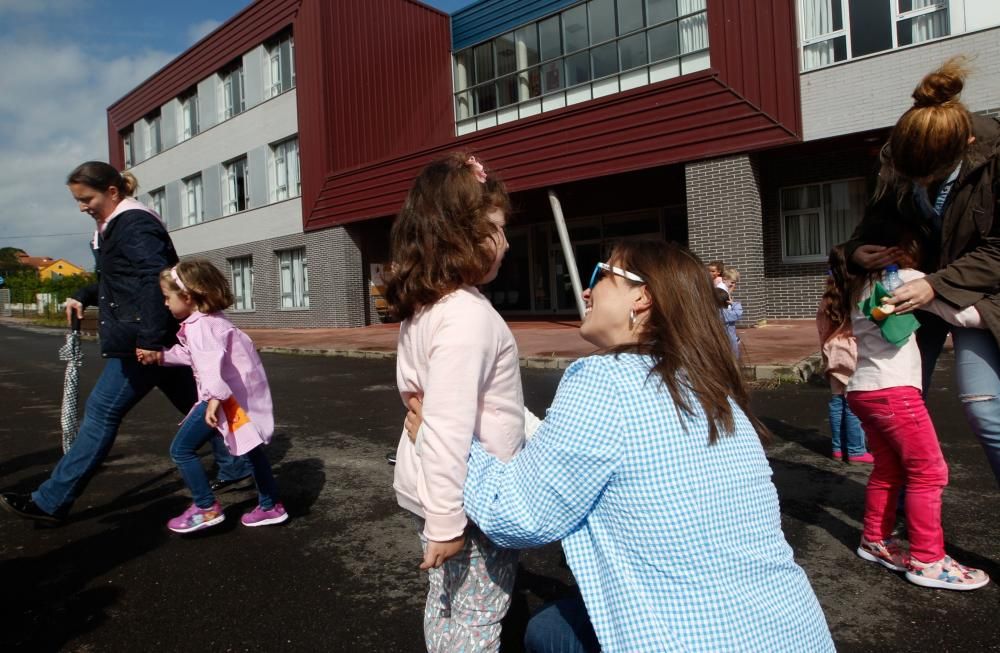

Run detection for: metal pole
[[547, 189, 586, 320]]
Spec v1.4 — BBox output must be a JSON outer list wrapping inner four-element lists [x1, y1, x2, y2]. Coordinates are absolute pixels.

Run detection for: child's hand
[[404, 396, 423, 444], [205, 399, 221, 428], [420, 535, 465, 569]]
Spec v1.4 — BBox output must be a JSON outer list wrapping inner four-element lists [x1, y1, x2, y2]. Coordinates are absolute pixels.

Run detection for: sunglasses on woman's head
[[588, 262, 645, 289]]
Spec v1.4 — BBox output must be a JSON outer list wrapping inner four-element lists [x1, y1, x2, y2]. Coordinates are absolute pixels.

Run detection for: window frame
[[779, 176, 866, 263], [277, 247, 309, 309], [179, 90, 199, 141], [183, 174, 204, 227], [223, 156, 251, 216], [270, 137, 300, 201], [122, 130, 135, 168], [220, 62, 246, 120], [229, 255, 255, 312], [149, 187, 166, 218], [265, 31, 295, 99], [797, 0, 950, 71]]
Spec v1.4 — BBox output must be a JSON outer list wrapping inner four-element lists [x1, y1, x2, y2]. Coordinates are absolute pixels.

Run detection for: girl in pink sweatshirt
[[141, 260, 286, 533], [385, 152, 523, 652]]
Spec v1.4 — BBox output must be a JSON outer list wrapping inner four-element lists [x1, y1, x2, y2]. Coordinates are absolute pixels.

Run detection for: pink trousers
[[848, 386, 949, 563]]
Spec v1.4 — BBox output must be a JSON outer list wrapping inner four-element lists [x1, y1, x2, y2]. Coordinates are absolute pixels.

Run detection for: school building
[[111, 0, 1000, 328]]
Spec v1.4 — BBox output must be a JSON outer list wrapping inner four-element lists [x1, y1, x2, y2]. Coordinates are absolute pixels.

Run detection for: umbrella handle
[[71, 313, 81, 333]]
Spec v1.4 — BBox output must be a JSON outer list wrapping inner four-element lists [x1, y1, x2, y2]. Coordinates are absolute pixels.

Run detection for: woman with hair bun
[[844, 57, 1000, 488], [0, 161, 249, 523]]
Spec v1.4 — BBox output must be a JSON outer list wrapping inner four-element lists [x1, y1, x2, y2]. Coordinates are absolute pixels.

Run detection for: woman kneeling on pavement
[[410, 240, 834, 652]]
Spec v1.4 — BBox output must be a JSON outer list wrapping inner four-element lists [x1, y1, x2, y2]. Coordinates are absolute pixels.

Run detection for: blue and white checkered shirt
[[465, 354, 834, 653]]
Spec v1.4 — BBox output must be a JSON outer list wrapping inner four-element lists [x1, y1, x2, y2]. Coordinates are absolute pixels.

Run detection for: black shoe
[[209, 475, 253, 493], [0, 492, 63, 523], [386, 452, 397, 465]]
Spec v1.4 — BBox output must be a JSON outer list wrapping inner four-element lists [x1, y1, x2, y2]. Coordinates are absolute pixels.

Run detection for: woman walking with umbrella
[[0, 161, 248, 522]]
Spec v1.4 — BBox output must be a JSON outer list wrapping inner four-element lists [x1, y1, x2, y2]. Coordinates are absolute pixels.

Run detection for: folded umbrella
[[59, 313, 83, 453]]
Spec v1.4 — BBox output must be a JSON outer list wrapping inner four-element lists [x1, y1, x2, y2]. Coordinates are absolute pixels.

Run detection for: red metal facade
[[106, 0, 802, 230], [106, 0, 301, 170], [301, 0, 803, 231]]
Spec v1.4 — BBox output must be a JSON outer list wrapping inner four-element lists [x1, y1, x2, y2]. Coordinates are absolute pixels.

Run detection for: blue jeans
[[952, 327, 1000, 487], [524, 596, 600, 653], [828, 394, 866, 456], [32, 357, 248, 516], [170, 402, 278, 509], [211, 433, 252, 481], [34, 357, 194, 515]]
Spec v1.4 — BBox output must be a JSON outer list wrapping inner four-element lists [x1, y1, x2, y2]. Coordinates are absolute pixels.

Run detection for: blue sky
[[0, 0, 474, 269]]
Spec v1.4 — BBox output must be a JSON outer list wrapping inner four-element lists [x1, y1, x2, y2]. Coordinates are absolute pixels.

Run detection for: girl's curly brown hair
[[384, 152, 511, 321]]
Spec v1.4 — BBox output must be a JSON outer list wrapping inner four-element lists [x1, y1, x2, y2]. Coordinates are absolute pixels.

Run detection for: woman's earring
[[628, 308, 636, 330]]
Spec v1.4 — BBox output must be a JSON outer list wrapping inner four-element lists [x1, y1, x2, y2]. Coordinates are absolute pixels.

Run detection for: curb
[[257, 346, 578, 370], [746, 353, 823, 383]]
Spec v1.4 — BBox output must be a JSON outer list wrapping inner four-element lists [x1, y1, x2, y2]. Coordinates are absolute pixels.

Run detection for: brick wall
[[685, 154, 765, 326], [186, 224, 369, 328], [758, 142, 880, 318]]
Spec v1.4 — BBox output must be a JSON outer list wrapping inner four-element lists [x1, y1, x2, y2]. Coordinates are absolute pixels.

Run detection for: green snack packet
[[857, 281, 921, 347]]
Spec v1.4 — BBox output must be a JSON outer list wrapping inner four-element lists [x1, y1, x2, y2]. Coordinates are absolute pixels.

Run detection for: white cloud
[[0, 36, 173, 269], [187, 19, 222, 45]]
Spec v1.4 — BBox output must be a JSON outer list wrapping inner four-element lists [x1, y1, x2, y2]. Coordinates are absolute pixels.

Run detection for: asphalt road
[[0, 323, 997, 652]]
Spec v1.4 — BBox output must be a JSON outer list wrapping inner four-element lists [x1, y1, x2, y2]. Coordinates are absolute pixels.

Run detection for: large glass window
[[278, 248, 309, 309], [223, 156, 250, 215], [183, 174, 203, 227], [220, 62, 246, 120], [122, 130, 134, 168], [144, 111, 162, 159], [780, 178, 866, 262], [265, 31, 295, 98], [798, 0, 949, 71], [229, 256, 254, 311], [452, 0, 709, 124], [271, 137, 300, 201]]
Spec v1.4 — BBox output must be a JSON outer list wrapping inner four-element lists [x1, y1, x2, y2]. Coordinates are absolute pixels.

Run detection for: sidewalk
[[0, 315, 822, 381], [242, 319, 823, 382]]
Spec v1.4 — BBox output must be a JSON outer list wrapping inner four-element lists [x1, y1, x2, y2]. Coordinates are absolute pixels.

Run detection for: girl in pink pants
[[837, 256, 988, 591]]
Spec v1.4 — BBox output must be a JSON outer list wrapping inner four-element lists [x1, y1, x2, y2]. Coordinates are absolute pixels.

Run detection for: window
[[183, 174, 204, 226], [144, 111, 162, 158], [223, 156, 250, 215], [798, 0, 949, 71], [220, 62, 246, 120], [278, 248, 309, 308], [265, 31, 295, 98], [123, 130, 135, 168], [452, 0, 709, 124], [149, 187, 166, 218], [229, 256, 254, 311], [271, 137, 300, 201], [780, 178, 866, 262], [179, 90, 199, 140]]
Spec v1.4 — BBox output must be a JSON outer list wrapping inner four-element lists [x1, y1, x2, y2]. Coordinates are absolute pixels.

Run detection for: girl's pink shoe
[[832, 450, 843, 460], [848, 452, 875, 464], [241, 502, 288, 527]]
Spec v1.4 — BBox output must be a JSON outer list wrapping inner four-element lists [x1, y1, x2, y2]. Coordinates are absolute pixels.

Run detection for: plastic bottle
[[872, 264, 902, 321], [883, 264, 902, 293]]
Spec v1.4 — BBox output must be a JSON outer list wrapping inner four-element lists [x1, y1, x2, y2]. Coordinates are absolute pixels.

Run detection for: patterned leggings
[[420, 525, 519, 653]]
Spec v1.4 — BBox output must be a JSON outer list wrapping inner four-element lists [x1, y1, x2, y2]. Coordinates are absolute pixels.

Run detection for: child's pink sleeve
[[185, 321, 233, 401], [161, 344, 192, 367]]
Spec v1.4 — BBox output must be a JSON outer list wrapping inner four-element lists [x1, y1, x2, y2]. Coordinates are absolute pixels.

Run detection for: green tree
[[0, 247, 28, 278]]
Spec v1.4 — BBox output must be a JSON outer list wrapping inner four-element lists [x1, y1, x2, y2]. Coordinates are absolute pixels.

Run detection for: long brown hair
[[609, 240, 769, 445], [884, 56, 972, 184], [821, 245, 852, 333], [384, 152, 510, 320]]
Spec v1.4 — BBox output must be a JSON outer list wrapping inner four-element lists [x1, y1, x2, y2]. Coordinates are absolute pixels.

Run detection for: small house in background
[[16, 253, 55, 272], [39, 259, 87, 281]]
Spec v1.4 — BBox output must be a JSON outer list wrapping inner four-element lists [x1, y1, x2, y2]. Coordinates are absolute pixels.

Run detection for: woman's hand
[[205, 398, 221, 427], [136, 349, 162, 365], [885, 278, 935, 314], [420, 535, 465, 570], [404, 396, 423, 444], [852, 245, 902, 270], [65, 298, 84, 324]]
